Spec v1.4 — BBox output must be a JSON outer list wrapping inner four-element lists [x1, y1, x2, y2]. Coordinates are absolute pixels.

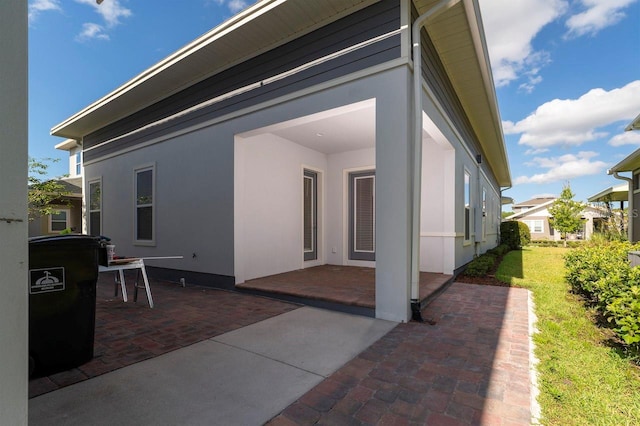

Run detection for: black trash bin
[[28, 234, 103, 378]]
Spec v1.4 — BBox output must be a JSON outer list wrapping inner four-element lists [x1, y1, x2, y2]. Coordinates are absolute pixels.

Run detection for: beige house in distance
[[506, 197, 608, 241]]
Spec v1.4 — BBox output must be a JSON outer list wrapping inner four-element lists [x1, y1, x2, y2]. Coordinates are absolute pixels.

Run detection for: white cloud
[[565, 0, 637, 38], [503, 80, 640, 149], [609, 131, 640, 147], [514, 151, 607, 184], [73, 0, 132, 42], [75, 0, 132, 27], [479, 0, 567, 89], [75, 22, 109, 41], [211, 0, 250, 13], [228, 0, 248, 13], [28, 0, 61, 23]]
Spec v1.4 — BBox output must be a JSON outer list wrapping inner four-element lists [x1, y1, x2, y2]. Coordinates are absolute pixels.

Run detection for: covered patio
[[237, 265, 454, 317]]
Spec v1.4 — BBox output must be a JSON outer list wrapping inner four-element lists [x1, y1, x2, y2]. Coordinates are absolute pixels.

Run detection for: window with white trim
[[49, 209, 70, 233], [88, 179, 101, 236], [482, 188, 487, 241], [75, 151, 82, 176], [349, 170, 375, 261], [135, 165, 155, 244], [464, 170, 471, 242], [522, 220, 544, 233]]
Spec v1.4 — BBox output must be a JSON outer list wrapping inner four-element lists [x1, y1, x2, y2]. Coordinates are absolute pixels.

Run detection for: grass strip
[[496, 246, 640, 425]]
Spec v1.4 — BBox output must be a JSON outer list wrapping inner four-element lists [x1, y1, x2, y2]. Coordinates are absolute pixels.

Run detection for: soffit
[[587, 184, 629, 203], [51, 0, 375, 139], [415, 0, 510, 187], [609, 147, 640, 173]]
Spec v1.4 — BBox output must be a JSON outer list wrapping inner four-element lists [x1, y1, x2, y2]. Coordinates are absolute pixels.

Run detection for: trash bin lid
[[29, 234, 101, 247]]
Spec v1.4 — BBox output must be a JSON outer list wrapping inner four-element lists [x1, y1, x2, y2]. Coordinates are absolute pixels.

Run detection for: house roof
[[609, 113, 640, 173], [501, 196, 514, 205], [609, 147, 640, 173], [625, 112, 640, 132], [587, 183, 629, 203], [505, 199, 556, 220], [54, 138, 80, 151], [512, 197, 555, 208], [58, 177, 82, 196], [51, 0, 509, 186], [506, 198, 608, 221]]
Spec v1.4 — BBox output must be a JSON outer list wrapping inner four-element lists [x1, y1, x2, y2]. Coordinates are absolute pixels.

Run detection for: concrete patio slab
[[29, 307, 395, 426], [214, 307, 397, 377]]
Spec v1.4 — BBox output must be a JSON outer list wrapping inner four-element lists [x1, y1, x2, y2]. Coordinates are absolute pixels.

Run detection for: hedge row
[[565, 241, 640, 351], [530, 240, 584, 248], [464, 244, 510, 277]]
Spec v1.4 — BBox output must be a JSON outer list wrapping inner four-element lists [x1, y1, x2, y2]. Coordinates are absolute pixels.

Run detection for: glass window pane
[[51, 221, 67, 231], [303, 176, 314, 252], [355, 176, 374, 252], [89, 182, 101, 210], [51, 211, 67, 221], [137, 170, 153, 205], [90, 212, 101, 236], [137, 206, 153, 240]]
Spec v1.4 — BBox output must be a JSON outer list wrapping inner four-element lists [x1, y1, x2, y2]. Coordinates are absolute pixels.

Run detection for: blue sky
[[29, 0, 640, 208]]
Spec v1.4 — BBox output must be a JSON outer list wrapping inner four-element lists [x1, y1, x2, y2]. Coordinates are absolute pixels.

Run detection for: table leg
[[119, 269, 128, 302], [140, 264, 154, 308]]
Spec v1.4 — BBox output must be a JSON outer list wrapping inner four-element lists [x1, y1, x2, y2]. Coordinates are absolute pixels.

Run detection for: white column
[[0, 2, 28, 424], [375, 69, 413, 322]]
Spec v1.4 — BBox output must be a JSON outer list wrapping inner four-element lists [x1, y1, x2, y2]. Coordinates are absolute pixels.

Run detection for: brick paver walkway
[[28, 272, 299, 398], [30, 275, 534, 425], [268, 282, 533, 425]]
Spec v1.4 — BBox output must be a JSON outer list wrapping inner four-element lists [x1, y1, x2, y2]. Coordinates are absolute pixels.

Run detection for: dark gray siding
[[84, 0, 402, 162], [411, 6, 483, 161]]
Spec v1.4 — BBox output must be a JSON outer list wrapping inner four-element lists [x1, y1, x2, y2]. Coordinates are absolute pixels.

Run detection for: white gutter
[[410, 0, 461, 321], [608, 170, 634, 241]]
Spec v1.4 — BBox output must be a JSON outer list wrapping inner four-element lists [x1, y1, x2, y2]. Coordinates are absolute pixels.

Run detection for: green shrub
[[564, 241, 640, 352], [518, 221, 531, 246], [464, 253, 497, 277], [487, 244, 510, 257], [501, 221, 529, 249]]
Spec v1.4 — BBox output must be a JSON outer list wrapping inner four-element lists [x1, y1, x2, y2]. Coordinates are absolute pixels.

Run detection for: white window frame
[[48, 208, 70, 233], [523, 219, 544, 234], [482, 188, 487, 241], [75, 151, 82, 176], [352, 173, 376, 255], [88, 177, 102, 236], [134, 164, 155, 246], [463, 169, 471, 244]]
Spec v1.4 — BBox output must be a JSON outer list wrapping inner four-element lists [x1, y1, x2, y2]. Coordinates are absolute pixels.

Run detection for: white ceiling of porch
[[239, 99, 376, 155]]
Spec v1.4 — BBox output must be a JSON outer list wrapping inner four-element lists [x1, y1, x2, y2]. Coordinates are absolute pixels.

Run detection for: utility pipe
[[609, 170, 633, 241], [410, 0, 461, 322]]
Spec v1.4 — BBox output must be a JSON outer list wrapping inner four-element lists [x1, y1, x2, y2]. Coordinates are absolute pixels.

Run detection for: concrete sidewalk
[[29, 307, 396, 425]]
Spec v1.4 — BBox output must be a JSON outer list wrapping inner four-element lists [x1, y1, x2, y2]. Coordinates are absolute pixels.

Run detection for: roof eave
[[422, 0, 511, 187], [609, 146, 640, 173], [625, 113, 640, 132]]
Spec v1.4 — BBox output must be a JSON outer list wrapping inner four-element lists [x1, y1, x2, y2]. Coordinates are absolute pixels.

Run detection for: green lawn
[[496, 246, 640, 425]]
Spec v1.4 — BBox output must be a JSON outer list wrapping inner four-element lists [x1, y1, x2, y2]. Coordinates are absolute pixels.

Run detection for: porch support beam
[[375, 68, 413, 323]]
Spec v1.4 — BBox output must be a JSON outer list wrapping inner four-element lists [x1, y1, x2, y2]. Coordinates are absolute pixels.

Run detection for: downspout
[[609, 170, 633, 241], [410, 0, 461, 322], [499, 185, 512, 244]]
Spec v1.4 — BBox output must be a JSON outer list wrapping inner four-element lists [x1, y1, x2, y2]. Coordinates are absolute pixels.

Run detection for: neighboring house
[[505, 198, 609, 241], [50, 0, 511, 322], [28, 138, 84, 237], [608, 113, 640, 242], [588, 183, 628, 236]]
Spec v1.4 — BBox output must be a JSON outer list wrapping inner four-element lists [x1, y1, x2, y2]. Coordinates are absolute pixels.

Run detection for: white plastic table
[[98, 256, 183, 308], [99, 258, 153, 307]]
